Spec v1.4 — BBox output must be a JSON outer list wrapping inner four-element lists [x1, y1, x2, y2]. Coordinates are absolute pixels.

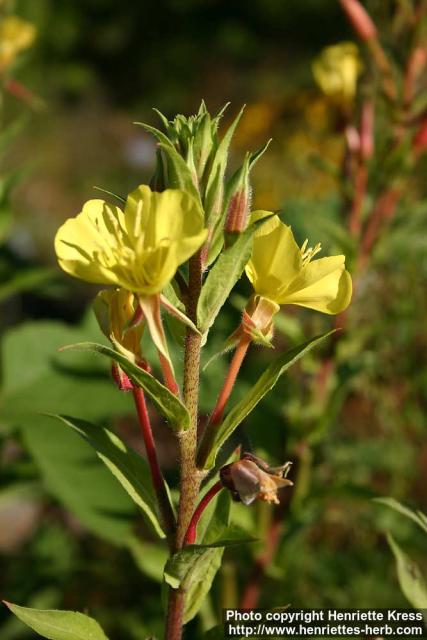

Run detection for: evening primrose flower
[[220, 453, 293, 506], [55, 185, 207, 381], [245, 213, 352, 321], [55, 185, 207, 295], [312, 42, 362, 104], [0, 16, 36, 73]]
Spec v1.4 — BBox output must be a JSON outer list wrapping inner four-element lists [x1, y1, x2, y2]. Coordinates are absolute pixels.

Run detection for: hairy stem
[[165, 251, 204, 640], [132, 386, 176, 545]]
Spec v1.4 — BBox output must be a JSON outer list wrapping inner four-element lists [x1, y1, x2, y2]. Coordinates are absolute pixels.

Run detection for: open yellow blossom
[[0, 16, 36, 72], [245, 214, 352, 315], [312, 41, 362, 104], [55, 185, 208, 295]]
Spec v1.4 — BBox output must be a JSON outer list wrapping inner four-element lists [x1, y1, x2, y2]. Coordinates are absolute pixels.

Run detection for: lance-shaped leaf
[[164, 546, 223, 624], [375, 497, 427, 535], [197, 217, 272, 336], [204, 106, 245, 228], [60, 342, 190, 431], [164, 490, 232, 623], [4, 602, 109, 640], [197, 331, 334, 469], [135, 122, 200, 203], [50, 414, 166, 538], [387, 534, 427, 609]]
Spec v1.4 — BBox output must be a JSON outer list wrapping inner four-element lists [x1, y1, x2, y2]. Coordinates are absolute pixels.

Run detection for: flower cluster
[[54, 104, 353, 509]]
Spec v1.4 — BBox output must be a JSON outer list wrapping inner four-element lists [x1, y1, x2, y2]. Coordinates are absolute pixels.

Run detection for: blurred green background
[[1, 0, 426, 638]]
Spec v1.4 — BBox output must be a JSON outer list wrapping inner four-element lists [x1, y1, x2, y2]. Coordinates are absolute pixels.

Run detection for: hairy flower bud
[[224, 154, 251, 234]]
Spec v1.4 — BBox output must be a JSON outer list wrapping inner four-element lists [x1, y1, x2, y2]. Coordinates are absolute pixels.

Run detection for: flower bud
[[339, 0, 377, 41], [224, 154, 251, 235], [220, 453, 293, 505]]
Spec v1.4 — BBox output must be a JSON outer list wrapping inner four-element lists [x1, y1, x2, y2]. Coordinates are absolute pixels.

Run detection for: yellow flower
[[55, 185, 208, 295], [245, 214, 352, 315], [0, 16, 36, 72], [312, 41, 362, 103]]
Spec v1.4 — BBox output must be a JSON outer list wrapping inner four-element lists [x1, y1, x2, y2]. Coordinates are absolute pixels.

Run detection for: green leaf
[[135, 121, 200, 203], [164, 546, 224, 624], [0, 320, 137, 542], [387, 534, 427, 609], [4, 603, 109, 640], [197, 217, 270, 335], [50, 414, 166, 538], [197, 331, 334, 469], [60, 342, 190, 431], [375, 497, 427, 535], [204, 106, 245, 227], [19, 414, 135, 543]]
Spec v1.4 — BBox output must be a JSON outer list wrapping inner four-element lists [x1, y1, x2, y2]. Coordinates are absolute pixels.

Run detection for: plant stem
[[158, 351, 180, 396], [132, 386, 176, 545], [165, 251, 204, 640], [209, 335, 251, 427], [184, 481, 223, 545]]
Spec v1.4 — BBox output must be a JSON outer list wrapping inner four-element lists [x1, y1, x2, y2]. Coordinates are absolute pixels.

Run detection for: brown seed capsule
[[220, 453, 293, 506]]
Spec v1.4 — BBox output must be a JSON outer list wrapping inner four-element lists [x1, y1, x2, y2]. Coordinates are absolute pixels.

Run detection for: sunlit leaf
[[4, 603, 109, 640], [197, 331, 334, 469], [50, 414, 166, 538], [387, 534, 427, 609], [60, 342, 190, 431]]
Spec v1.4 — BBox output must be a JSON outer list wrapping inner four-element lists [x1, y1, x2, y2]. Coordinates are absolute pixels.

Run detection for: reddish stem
[[209, 335, 251, 427], [132, 385, 176, 542], [240, 516, 283, 608], [349, 163, 368, 237], [158, 351, 180, 396], [183, 481, 223, 545], [359, 186, 401, 266]]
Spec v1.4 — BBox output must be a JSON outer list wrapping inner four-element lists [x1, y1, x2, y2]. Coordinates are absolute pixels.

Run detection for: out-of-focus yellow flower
[[0, 16, 36, 72], [55, 185, 208, 295], [312, 42, 362, 104], [245, 213, 352, 315]]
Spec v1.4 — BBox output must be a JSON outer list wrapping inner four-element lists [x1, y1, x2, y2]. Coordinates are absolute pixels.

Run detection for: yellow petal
[[54, 199, 124, 286], [246, 220, 302, 302], [281, 255, 352, 314]]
